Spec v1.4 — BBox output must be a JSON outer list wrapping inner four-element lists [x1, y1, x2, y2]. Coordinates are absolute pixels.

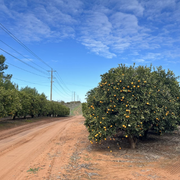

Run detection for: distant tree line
[[0, 55, 70, 119]]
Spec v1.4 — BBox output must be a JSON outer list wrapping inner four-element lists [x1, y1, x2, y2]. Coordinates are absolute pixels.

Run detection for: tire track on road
[[0, 116, 78, 180]]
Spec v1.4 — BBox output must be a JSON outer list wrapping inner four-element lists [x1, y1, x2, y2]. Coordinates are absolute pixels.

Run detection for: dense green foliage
[[0, 55, 70, 119], [82, 102, 88, 116], [84, 63, 180, 148], [0, 86, 70, 119]]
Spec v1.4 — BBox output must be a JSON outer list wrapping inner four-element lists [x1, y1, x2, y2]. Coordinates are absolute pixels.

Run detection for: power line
[[55, 78, 71, 96], [53, 87, 70, 100], [0, 23, 52, 69], [6, 62, 48, 78], [0, 40, 48, 74], [12, 77, 49, 87], [55, 72, 72, 93], [66, 82, 93, 88], [53, 84, 70, 98], [0, 48, 49, 77]]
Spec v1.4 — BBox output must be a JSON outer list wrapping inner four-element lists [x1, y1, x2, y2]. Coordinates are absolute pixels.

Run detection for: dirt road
[[0, 115, 180, 180], [0, 116, 81, 180]]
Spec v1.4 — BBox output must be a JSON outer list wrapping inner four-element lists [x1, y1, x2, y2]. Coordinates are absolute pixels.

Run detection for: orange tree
[[16, 91, 32, 119], [82, 102, 88, 116], [0, 87, 21, 118], [84, 63, 180, 149]]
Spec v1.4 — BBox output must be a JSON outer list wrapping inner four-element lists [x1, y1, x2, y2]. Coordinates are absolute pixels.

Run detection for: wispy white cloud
[[140, 0, 177, 20], [134, 59, 145, 63], [99, 0, 144, 16], [0, 0, 81, 41], [0, 0, 179, 61], [81, 38, 116, 58]]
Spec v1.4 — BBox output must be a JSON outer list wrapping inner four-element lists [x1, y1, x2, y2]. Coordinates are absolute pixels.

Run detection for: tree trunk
[[12, 112, 17, 120], [140, 130, 148, 140], [144, 130, 148, 139], [128, 135, 137, 149]]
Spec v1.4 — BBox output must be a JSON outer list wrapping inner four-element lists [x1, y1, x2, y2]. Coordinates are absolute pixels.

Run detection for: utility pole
[[48, 68, 56, 101]]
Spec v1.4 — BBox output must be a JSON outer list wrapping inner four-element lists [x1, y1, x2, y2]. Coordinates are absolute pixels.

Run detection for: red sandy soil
[[0, 115, 180, 180]]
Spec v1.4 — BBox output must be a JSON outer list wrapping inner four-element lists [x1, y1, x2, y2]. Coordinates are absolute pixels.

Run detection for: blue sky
[[0, 0, 180, 103]]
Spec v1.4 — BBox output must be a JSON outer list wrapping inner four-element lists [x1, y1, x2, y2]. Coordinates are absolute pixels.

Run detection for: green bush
[[84, 63, 180, 149]]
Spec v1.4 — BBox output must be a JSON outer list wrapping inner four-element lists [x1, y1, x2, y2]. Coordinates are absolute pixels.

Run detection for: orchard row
[[0, 86, 70, 119]]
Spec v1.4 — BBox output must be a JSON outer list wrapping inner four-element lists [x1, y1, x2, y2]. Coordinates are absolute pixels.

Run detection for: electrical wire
[[6, 62, 48, 78], [55, 78, 71, 96], [0, 48, 49, 77], [0, 40, 48, 74], [66, 82, 93, 88], [55, 72, 72, 93], [53, 84, 70, 98], [12, 77, 49, 86], [0, 23, 52, 69]]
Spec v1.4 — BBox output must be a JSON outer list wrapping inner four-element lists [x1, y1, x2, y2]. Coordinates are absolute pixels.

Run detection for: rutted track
[[0, 115, 180, 180], [0, 117, 70, 141], [0, 116, 79, 180]]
